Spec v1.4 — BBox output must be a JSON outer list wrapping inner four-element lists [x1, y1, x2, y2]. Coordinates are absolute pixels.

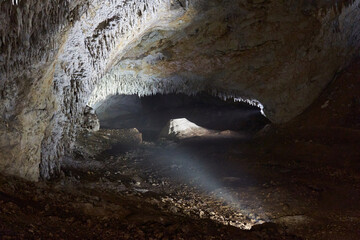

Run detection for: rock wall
[[90, 0, 360, 123], [0, 0, 89, 180], [0, 0, 174, 180], [39, 0, 174, 180], [0, 0, 359, 180]]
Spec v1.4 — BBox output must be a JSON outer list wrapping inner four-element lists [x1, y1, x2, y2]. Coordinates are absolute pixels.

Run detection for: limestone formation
[[160, 118, 212, 139], [82, 106, 100, 132], [160, 118, 242, 140], [0, 0, 359, 180]]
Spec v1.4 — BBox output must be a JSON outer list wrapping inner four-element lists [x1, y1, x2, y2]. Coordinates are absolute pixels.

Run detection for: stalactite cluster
[[40, 0, 175, 179], [0, 0, 359, 180]]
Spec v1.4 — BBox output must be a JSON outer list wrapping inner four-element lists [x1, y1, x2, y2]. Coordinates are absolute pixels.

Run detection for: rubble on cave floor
[[61, 125, 360, 240], [1, 125, 360, 239]]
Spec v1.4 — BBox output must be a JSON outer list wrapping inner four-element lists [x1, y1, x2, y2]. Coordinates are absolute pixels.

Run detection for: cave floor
[[1, 126, 360, 240]]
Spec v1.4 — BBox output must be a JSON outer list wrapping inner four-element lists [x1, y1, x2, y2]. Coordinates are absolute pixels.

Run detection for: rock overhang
[[0, 0, 360, 180]]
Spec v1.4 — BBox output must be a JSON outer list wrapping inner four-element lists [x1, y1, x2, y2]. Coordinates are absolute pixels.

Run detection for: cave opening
[[67, 92, 272, 231], [95, 92, 269, 141]]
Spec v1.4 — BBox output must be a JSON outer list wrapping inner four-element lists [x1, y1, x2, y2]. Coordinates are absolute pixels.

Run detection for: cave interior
[[0, 0, 360, 239]]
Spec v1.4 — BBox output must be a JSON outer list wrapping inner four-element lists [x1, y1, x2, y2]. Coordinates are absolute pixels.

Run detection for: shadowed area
[[96, 93, 269, 140]]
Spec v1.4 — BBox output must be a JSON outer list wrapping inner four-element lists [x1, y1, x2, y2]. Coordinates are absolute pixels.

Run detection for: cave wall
[[0, 0, 89, 180], [90, 0, 360, 122], [0, 0, 359, 181], [0, 0, 175, 180]]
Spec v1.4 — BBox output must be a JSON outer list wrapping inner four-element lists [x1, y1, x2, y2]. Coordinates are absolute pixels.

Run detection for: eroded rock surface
[[0, 0, 359, 180], [160, 118, 242, 140], [91, 0, 360, 123], [74, 128, 142, 161], [81, 106, 100, 132]]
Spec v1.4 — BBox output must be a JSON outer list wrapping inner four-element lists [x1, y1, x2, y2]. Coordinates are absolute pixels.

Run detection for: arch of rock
[[0, 0, 359, 181]]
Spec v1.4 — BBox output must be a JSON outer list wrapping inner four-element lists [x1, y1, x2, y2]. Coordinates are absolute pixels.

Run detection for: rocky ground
[[0, 129, 301, 240], [1, 123, 359, 239]]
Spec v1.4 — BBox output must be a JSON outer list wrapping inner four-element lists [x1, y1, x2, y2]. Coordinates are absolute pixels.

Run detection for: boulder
[[160, 118, 242, 140], [82, 106, 100, 132]]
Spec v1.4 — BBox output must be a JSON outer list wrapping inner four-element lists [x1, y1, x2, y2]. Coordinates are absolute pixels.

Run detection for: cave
[[1, 0, 360, 239], [95, 93, 268, 140]]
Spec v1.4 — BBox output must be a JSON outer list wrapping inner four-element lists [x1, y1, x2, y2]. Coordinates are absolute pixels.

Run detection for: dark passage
[[95, 93, 269, 140]]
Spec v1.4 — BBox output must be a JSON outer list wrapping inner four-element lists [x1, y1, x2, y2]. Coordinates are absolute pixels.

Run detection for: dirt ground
[[1, 60, 360, 240], [1, 123, 359, 240], [0, 131, 301, 240]]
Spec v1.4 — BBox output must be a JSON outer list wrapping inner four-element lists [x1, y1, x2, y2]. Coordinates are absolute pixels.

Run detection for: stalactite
[[1, 0, 359, 180]]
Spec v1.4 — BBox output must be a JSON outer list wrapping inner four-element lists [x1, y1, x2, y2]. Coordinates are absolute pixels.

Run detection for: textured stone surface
[[81, 106, 100, 132], [90, 0, 360, 123], [0, 0, 359, 180], [74, 128, 142, 160], [159, 118, 242, 139], [0, 0, 90, 180], [160, 118, 213, 139]]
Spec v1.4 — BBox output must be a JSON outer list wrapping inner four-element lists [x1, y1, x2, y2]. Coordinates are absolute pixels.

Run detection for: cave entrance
[[70, 93, 271, 230], [95, 92, 269, 141]]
